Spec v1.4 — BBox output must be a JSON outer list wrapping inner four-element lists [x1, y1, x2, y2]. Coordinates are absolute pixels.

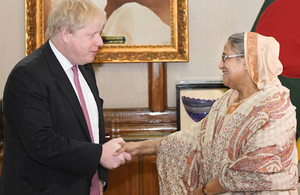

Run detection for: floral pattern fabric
[[157, 81, 298, 195]]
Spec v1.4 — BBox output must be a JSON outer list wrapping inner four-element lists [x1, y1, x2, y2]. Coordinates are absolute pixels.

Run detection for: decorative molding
[[25, 0, 37, 55]]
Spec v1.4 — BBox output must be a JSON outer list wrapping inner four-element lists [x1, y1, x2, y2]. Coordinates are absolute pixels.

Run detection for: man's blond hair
[[46, 0, 106, 38]]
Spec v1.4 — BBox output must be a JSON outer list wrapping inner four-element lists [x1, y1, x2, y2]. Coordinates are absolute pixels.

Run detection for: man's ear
[[61, 28, 70, 43]]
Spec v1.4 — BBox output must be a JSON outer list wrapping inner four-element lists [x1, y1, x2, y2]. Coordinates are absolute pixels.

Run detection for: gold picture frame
[[25, 0, 189, 63]]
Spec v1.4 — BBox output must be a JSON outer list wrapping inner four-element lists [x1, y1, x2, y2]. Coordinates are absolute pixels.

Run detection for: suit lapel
[[79, 65, 104, 143], [78, 66, 97, 101], [41, 41, 92, 141]]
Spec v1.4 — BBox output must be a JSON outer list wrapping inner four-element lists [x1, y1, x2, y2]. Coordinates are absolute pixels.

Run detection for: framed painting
[[25, 0, 189, 63], [176, 82, 228, 131]]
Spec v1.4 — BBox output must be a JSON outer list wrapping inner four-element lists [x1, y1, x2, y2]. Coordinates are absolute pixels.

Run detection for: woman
[[115, 32, 298, 194]]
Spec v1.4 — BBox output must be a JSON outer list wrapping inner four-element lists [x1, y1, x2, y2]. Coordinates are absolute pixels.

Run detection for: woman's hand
[[114, 139, 161, 156], [192, 178, 226, 195], [192, 187, 204, 195], [114, 141, 144, 156]]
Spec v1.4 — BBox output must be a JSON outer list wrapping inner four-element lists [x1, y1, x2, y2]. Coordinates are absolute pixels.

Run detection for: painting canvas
[[26, 0, 188, 63], [45, 0, 171, 45]]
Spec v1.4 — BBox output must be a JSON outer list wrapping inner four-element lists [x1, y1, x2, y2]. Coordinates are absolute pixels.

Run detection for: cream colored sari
[[157, 82, 298, 194], [157, 32, 298, 194]]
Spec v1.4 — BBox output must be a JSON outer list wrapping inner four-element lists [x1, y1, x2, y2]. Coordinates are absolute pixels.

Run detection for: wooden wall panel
[[140, 155, 160, 195], [103, 108, 177, 142], [104, 156, 140, 195]]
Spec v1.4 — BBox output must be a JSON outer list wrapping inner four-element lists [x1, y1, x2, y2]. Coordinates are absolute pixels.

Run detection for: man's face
[[65, 17, 104, 65]]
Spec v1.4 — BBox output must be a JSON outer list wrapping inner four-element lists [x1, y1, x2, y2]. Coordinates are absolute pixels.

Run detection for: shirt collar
[[49, 39, 75, 71]]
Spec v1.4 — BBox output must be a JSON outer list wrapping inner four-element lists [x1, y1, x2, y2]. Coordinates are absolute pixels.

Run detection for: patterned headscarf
[[244, 32, 283, 90]]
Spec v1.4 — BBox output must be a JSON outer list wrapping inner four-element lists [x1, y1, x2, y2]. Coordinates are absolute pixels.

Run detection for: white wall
[[166, 0, 264, 107], [0, 0, 264, 108], [0, 0, 25, 100]]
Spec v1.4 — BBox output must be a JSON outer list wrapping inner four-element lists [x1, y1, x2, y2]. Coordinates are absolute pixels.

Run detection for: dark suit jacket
[[0, 41, 108, 195]]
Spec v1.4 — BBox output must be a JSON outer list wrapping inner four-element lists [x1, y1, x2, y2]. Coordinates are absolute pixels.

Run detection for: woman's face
[[219, 41, 248, 90]]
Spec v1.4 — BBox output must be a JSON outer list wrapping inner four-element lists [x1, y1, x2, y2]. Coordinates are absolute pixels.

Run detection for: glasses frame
[[222, 54, 244, 62]]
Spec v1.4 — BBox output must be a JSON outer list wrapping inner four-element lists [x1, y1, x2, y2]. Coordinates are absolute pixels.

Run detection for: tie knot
[[72, 66, 78, 75]]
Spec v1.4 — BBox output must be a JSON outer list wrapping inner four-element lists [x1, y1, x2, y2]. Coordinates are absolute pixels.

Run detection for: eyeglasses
[[221, 54, 244, 63]]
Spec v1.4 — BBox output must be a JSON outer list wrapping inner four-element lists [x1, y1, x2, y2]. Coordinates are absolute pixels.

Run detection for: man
[[0, 0, 130, 194]]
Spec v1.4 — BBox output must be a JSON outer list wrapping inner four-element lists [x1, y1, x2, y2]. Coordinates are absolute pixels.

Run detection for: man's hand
[[100, 138, 132, 169], [99, 180, 103, 195]]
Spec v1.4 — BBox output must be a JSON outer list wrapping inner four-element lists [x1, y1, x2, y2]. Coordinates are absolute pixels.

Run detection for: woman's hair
[[46, 0, 106, 38], [228, 32, 245, 56]]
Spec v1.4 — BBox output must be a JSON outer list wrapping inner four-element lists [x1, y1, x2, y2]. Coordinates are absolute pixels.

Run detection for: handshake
[[100, 137, 132, 170], [100, 137, 159, 170]]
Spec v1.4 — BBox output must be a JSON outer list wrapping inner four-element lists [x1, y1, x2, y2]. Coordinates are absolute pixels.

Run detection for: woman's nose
[[219, 60, 224, 69]]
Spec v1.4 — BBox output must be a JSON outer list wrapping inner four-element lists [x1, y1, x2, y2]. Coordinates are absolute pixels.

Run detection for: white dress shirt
[[49, 40, 100, 144]]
